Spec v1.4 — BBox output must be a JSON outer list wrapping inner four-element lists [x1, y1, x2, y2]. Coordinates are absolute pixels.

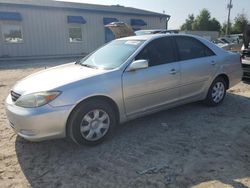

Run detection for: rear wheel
[[205, 77, 227, 106], [68, 99, 116, 145]]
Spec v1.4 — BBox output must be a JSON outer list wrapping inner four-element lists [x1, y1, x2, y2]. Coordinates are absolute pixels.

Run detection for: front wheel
[[67, 99, 116, 145], [205, 77, 227, 106]]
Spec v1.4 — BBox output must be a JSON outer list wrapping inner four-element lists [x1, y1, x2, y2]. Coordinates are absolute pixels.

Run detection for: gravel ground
[[0, 60, 250, 188]]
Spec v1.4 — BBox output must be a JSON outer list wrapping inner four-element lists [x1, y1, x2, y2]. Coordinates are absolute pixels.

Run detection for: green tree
[[231, 13, 249, 34], [180, 14, 195, 30], [180, 9, 221, 32], [193, 9, 211, 30], [209, 18, 221, 31]]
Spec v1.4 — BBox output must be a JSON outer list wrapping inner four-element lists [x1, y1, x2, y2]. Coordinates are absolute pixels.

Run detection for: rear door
[[174, 36, 218, 99], [122, 37, 181, 116]]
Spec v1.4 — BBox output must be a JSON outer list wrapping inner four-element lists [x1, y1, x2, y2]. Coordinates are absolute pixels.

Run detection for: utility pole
[[166, 16, 170, 30], [226, 0, 233, 35], [163, 10, 170, 30]]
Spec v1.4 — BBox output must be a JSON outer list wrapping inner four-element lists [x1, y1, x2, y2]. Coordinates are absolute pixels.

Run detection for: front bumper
[[5, 94, 74, 141]]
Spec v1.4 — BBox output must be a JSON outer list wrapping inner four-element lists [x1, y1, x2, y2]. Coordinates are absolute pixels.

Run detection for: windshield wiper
[[75, 60, 80, 64], [80, 63, 98, 69]]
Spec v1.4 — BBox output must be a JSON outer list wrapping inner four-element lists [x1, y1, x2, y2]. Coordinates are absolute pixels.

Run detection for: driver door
[[122, 37, 181, 116]]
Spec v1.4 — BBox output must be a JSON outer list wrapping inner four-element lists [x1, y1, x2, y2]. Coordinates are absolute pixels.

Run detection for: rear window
[[175, 36, 215, 61]]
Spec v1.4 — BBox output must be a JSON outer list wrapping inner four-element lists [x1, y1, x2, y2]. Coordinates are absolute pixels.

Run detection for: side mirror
[[127, 59, 148, 71]]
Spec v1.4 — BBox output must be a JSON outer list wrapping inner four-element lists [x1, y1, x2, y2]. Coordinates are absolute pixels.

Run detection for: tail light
[[241, 54, 245, 64]]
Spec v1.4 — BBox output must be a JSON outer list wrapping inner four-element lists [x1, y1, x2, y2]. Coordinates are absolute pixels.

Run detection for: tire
[[205, 77, 227, 106], [67, 99, 116, 146]]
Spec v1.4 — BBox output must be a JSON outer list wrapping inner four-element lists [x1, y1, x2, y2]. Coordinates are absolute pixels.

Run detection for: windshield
[[79, 40, 145, 69]]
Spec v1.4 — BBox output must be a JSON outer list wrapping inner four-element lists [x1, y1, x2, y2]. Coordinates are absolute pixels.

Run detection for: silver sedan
[[5, 34, 242, 145]]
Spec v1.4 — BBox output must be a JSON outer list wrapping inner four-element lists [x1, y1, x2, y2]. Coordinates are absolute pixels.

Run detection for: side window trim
[[168, 37, 179, 62], [172, 37, 181, 61]]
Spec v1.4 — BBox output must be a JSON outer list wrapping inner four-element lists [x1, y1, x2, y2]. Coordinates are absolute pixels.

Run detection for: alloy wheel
[[80, 109, 110, 141], [212, 82, 225, 103]]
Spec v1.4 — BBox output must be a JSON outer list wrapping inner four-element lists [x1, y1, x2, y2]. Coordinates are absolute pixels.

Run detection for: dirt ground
[[0, 59, 250, 188]]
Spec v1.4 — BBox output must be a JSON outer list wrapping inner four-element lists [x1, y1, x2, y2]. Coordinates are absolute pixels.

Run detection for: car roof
[[118, 33, 202, 41], [135, 29, 166, 32], [118, 34, 170, 41], [118, 34, 227, 55]]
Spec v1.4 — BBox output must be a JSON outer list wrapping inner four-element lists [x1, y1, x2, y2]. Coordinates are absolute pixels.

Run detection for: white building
[[0, 0, 170, 59]]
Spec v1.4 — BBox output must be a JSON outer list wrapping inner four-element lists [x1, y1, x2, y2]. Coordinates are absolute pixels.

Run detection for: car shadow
[[15, 92, 250, 188]]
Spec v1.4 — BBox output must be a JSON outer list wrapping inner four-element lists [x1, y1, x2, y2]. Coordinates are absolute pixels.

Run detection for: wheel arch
[[215, 74, 229, 90], [66, 95, 120, 137]]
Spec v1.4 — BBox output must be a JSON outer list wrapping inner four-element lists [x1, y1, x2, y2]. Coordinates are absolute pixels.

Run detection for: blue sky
[[57, 0, 250, 29]]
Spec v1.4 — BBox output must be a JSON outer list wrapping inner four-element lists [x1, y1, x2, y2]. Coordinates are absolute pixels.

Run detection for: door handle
[[211, 60, 216, 65], [170, 69, 177, 75]]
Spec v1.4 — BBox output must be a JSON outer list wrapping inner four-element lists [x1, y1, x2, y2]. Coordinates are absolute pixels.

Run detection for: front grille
[[11, 91, 21, 102]]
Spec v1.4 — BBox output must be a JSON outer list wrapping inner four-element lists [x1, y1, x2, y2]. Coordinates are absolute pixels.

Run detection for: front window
[[135, 37, 177, 67], [69, 26, 82, 42], [79, 40, 145, 69], [2, 24, 23, 43]]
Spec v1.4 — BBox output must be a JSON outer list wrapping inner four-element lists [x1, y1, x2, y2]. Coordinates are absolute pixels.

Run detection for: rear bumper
[[5, 94, 73, 141], [228, 69, 243, 88]]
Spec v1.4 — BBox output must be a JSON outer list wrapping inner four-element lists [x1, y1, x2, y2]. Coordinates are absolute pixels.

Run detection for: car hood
[[13, 62, 107, 95]]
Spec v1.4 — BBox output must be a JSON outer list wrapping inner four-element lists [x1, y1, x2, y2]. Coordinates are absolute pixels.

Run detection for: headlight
[[15, 91, 61, 108]]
